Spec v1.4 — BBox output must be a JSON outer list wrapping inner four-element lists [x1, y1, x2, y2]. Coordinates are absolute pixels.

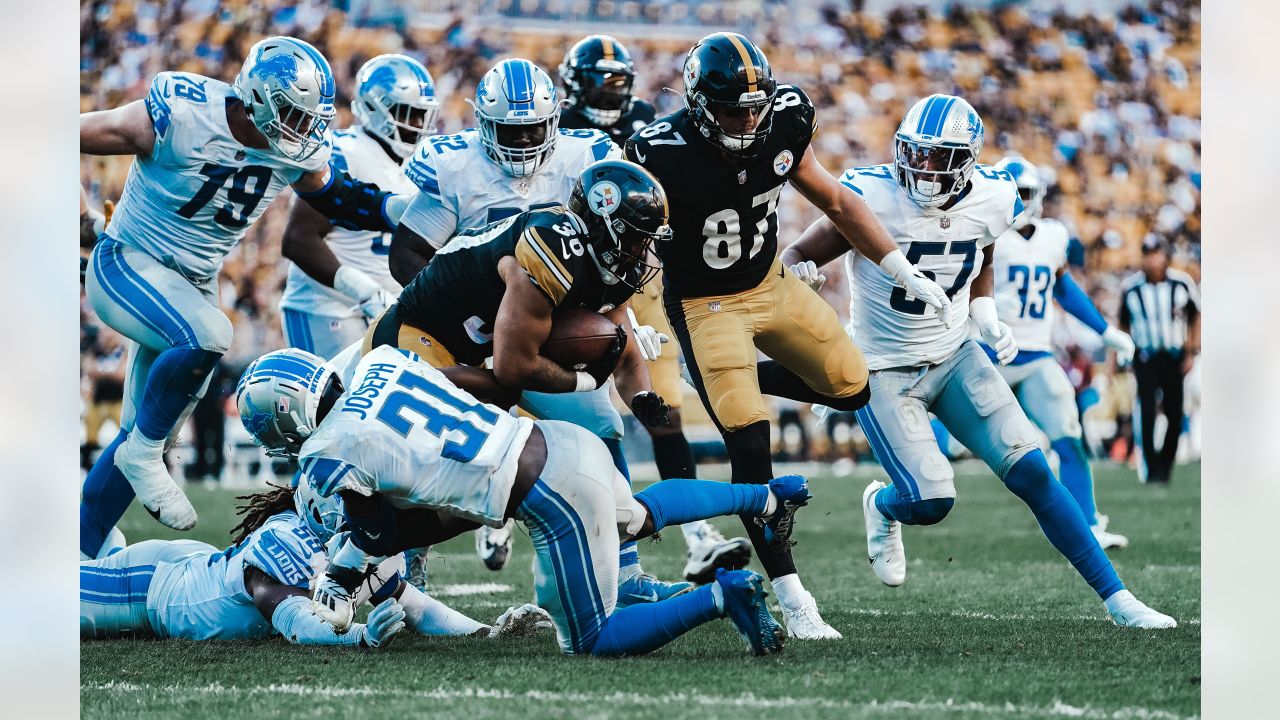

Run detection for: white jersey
[[399, 127, 620, 248], [279, 126, 411, 317], [839, 163, 1023, 369], [299, 345, 534, 527], [992, 218, 1071, 354], [108, 72, 330, 280]]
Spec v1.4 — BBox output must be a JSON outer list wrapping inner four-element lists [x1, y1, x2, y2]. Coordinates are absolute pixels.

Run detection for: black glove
[[583, 325, 627, 387], [630, 391, 670, 428]]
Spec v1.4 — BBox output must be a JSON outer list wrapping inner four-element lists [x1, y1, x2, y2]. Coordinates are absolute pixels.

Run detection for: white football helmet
[[233, 36, 337, 162], [236, 349, 341, 458], [995, 155, 1045, 229], [353, 54, 441, 159], [471, 59, 561, 177], [894, 94, 984, 208], [294, 474, 345, 544]]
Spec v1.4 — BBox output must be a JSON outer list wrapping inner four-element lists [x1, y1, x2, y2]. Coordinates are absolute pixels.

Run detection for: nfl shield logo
[[276, 397, 290, 413], [940, 216, 951, 229], [737, 170, 747, 185], [709, 301, 721, 313]]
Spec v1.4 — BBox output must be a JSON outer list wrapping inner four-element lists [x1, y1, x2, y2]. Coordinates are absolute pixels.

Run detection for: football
[[540, 307, 623, 373]]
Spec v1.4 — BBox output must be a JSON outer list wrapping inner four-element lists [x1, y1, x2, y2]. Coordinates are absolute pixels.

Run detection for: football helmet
[[894, 94, 985, 208], [236, 349, 343, 458], [995, 155, 1044, 229], [294, 474, 345, 544], [233, 36, 337, 162], [353, 54, 441, 159], [683, 32, 778, 157], [472, 59, 561, 177], [568, 159, 669, 293], [560, 35, 637, 127]]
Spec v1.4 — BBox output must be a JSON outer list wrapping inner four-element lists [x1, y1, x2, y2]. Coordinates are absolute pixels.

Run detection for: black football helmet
[[682, 32, 778, 157], [560, 35, 637, 127], [568, 159, 669, 293]]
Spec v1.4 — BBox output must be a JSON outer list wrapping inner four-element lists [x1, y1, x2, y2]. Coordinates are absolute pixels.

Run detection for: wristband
[[334, 265, 382, 304], [969, 295, 998, 328], [574, 372, 598, 393], [878, 249, 912, 284]]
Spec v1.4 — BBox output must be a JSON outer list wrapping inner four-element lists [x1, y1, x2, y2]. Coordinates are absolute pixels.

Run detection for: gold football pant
[[361, 304, 458, 369], [630, 270, 683, 409], [665, 259, 868, 432]]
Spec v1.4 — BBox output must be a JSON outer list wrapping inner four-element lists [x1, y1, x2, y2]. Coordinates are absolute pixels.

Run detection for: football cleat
[[311, 572, 357, 632], [1092, 524, 1130, 550], [1104, 590, 1177, 629], [476, 520, 514, 571], [616, 573, 693, 608], [683, 535, 753, 585], [488, 603, 554, 639], [778, 590, 842, 640], [716, 568, 785, 656], [114, 435, 196, 531], [863, 481, 906, 587], [759, 474, 811, 547]]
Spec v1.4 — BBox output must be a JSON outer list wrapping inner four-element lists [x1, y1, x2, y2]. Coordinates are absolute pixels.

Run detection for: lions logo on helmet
[[353, 54, 441, 159], [233, 36, 336, 161], [893, 94, 985, 208]]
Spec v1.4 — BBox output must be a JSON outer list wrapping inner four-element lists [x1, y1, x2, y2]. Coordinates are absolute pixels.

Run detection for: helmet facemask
[[258, 88, 336, 162], [894, 137, 977, 208], [364, 98, 440, 159], [576, 69, 635, 126], [690, 89, 776, 157], [589, 214, 668, 293], [476, 109, 560, 178]]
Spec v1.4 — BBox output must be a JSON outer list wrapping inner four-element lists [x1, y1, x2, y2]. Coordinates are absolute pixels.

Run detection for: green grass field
[[81, 461, 1200, 720]]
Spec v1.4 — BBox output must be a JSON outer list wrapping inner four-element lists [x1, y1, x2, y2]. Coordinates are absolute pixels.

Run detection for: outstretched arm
[[246, 566, 403, 647], [80, 100, 155, 156]]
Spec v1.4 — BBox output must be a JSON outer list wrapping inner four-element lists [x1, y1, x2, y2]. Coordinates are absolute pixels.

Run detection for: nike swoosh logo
[[635, 148, 647, 163]]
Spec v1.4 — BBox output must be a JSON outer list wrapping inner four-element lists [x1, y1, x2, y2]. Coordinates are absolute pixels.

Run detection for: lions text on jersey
[[839, 163, 1024, 369], [992, 218, 1072, 356], [625, 85, 816, 298], [109, 72, 331, 279], [298, 346, 535, 527], [279, 125, 413, 319], [400, 128, 619, 248]]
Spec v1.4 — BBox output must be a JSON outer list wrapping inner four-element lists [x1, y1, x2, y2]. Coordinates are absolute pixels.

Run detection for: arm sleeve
[[398, 582, 487, 637], [271, 595, 365, 646], [294, 167, 400, 232], [1054, 271, 1109, 334], [398, 189, 459, 250]]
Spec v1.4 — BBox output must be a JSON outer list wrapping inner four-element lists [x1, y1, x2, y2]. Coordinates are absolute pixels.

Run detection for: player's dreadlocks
[[229, 483, 296, 545]]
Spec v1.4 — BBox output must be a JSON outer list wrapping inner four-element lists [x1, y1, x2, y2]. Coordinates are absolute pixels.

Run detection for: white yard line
[[435, 583, 514, 597], [82, 681, 1197, 720]]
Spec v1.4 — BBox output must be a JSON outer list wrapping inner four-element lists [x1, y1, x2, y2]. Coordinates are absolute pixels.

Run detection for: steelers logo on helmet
[[773, 149, 794, 176], [684, 54, 701, 91], [588, 180, 622, 216]]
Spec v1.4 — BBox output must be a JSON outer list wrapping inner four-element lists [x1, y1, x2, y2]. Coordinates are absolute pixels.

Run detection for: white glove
[[1102, 326, 1136, 365], [789, 260, 826, 292], [879, 249, 953, 327], [626, 307, 668, 362], [335, 265, 394, 320], [970, 296, 1017, 365], [358, 598, 406, 648], [311, 571, 357, 633], [488, 603, 553, 639]]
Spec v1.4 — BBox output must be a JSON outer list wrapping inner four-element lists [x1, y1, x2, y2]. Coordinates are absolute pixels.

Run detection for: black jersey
[[561, 98, 657, 148], [624, 85, 816, 298], [396, 207, 634, 366]]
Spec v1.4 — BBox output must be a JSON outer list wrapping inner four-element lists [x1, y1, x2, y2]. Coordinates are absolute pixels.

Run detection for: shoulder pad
[[405, 140, 443, 198], [838, 164, 896, 201], [514, 210, 588, 306], [773, 85, 817, 139], [558, 128, 616, 164], [245, 514, 325, 588]]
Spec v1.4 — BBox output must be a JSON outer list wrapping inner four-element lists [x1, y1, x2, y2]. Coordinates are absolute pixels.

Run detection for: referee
[[1118, 235, 1200, 483]]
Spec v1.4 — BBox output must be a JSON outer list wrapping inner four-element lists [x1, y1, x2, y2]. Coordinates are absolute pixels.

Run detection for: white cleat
[[114, 435, 196, 530], [1104, 590, 1177, 629], [779, 591, 842, 639], [1092, 524, 1130, 550], [862, 481, 905, 587], [476, 520, 514, 571], [682, 523, 751, 584]]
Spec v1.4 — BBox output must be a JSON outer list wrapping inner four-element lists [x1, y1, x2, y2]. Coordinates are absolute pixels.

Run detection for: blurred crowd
[[80, 0, 1201, 470]]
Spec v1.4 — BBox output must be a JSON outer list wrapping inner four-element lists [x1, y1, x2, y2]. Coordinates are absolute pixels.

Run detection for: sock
[[603, 437, 640, 573], [590, 585, 720, 656], [134, 348, 221, 441], [651, 431, 695, 480], [1052, 437, 1098, 526], [1003, 450, 1123, 599], [398, 583, 486, 636], [80, 429, 133, 558], [634, 479, 769, 531], [770, 573, 806, 609]]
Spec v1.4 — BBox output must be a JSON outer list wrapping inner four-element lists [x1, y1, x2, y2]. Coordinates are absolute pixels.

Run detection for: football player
[[81, 476, 549, 643], [625, 32, 949, 638], [78, 36, 411, 556], [371, 160, 698, 602], [386, 59, 675, 601], [560, 34, 746, 582], [988, 156, 1136, 549], [237, 344, 813, 657], [783, 95, 1174, 628], [279, 54, 441, 360]]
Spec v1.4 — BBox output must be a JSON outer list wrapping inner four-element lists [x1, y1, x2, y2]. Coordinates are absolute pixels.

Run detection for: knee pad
[[909, 497, 954, 525], [1001, 449, 1053, 497], [198, 309, 234, 354]]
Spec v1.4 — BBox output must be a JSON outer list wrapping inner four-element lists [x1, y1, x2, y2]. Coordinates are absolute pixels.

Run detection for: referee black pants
[[1132, 351, 1185, 483]]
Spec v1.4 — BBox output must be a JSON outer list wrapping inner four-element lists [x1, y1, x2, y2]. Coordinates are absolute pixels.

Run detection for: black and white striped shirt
[[1119, 269, 1200, 354]]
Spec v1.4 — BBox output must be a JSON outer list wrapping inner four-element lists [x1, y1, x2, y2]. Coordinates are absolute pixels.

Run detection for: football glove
[[583, 325, 628, 387], [789, 260, 827, 292], [970, 296, 1018, 365], [1102, 326, 1136, 365], [488, 603, 553, 639], [626, 307, 668, 362], [630, 391, 670, 428], [880, 249, 953, 328], [358, 598, 406, 649], [335, 265, 394, 320]]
